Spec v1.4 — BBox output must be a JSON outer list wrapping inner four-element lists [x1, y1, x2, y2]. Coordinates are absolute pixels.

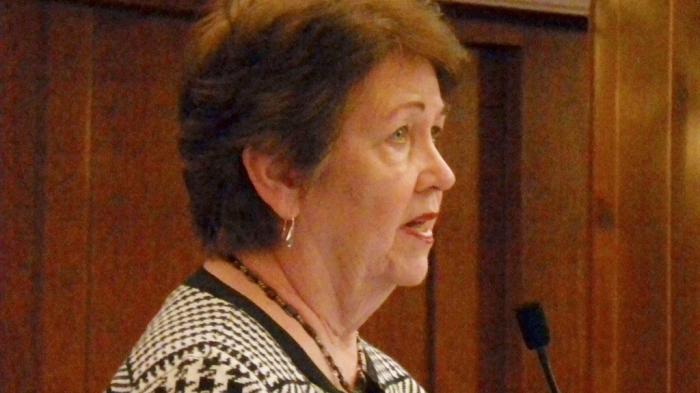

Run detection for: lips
[[402, 213, 438, 243]]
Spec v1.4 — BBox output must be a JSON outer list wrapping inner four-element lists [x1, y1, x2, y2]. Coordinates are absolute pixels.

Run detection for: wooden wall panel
[[615, 1, 671, 392], [86, 9, 200, 391], [434, 14, 590, 392], [88, 0, 202, 14], [671, 0, 700, 391], [0, 3, 46, 393], [40, 4, 94, 391], [590, 0, 619, 392], [518, 26, 591, 393], [593, 1, 700, 393], [476, 48, 521, 393], [433, 50, 481, 393]]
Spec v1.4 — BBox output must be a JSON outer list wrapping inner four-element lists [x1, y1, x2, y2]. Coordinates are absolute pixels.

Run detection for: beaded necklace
[[226, 255, 366, 393]]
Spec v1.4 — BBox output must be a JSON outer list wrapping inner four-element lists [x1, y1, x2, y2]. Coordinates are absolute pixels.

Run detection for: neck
[[234, 247, 394, 341], [204, 250, 390, 390]]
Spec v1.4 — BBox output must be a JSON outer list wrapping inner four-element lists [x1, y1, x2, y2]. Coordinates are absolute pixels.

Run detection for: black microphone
[[515, 302, 562, 393]]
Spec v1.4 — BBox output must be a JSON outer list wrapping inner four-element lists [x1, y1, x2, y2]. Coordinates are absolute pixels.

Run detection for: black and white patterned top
[[106, 269, 426, 393]]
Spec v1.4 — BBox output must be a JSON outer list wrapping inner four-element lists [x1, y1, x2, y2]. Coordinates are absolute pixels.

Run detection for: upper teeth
[[414, 227, 433, 236], [410, 221, 430, 231]]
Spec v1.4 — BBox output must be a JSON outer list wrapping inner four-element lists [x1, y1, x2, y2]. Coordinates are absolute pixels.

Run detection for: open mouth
[[402, 213, 438, 243], [404, 219, 433, 237]]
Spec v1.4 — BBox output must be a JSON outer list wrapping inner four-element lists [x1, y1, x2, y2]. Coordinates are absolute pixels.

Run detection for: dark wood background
[[2, 1, 698, 392]]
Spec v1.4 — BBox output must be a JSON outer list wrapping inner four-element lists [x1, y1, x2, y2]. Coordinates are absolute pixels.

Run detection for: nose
[[416, 141, 456, 192]]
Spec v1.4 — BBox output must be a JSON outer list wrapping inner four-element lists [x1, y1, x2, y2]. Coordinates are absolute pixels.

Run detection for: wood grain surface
[[23, 2, 700, 393], [671, 1, 700, 392], [1, 3, 46, 393]]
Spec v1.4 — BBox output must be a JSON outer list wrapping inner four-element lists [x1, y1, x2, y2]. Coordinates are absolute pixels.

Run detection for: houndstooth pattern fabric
[[105, 270, 426, 393], [361, 346, 426, 393]]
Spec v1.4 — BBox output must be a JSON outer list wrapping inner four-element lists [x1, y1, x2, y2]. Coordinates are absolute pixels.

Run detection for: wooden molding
[[442, 0, 590, 16]]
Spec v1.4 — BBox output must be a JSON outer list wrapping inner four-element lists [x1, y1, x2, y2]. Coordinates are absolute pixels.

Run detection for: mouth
[[401, 213, 439, 244]]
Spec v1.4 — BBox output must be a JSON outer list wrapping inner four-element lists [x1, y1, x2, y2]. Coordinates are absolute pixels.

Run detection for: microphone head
[[515, 302, 550, 350]]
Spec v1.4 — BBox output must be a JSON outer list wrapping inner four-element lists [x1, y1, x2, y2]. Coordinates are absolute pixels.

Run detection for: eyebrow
[[387, 101, 450, 118]]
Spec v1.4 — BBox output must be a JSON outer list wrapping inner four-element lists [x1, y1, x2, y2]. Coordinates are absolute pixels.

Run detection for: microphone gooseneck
[[515, 302, 562, 393]]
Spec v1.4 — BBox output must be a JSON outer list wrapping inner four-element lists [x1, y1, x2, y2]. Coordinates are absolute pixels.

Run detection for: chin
[[391, 256, 430, 287]]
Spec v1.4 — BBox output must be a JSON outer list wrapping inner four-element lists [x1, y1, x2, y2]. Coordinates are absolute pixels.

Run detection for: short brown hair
[[179, 0, 466, 255]]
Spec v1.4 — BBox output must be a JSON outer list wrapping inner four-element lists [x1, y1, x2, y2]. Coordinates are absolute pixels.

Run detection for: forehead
[[342, 52, 444, 120]]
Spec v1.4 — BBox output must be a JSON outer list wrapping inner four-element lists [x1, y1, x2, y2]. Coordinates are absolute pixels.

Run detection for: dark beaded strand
[[226, 255, 366, 393]]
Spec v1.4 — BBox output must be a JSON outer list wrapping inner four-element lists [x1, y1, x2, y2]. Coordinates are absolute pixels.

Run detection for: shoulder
[[106, 284, 319, 393], [361, 341, 427, 393]]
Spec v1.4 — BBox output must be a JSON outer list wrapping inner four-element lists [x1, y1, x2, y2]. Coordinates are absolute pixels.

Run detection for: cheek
[[342, 174, 415, 235], [308, 148, 419, 247]]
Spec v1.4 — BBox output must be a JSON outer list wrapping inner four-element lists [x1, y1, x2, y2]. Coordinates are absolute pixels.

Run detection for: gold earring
[[282, 217, 296, 248]]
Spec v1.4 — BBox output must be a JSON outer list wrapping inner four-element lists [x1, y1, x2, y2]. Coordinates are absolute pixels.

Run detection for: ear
[[241, 146, 301, 220]]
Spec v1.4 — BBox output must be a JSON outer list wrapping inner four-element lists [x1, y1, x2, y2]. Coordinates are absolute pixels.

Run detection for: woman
[[107, 0, 465, 392]]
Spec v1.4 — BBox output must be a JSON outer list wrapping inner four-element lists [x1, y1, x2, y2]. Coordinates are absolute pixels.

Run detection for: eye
[[388, 125, 410, 144], [431, 126, 443, 141]]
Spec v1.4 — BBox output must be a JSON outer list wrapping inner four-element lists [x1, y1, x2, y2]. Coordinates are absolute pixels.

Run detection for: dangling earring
[[282, 217, 296, 248]]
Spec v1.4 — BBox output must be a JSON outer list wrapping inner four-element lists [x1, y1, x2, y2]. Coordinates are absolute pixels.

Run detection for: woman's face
[[298, 53, 455, 288]]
